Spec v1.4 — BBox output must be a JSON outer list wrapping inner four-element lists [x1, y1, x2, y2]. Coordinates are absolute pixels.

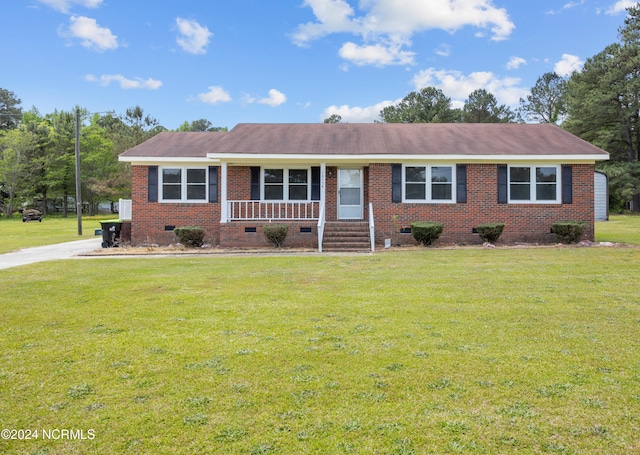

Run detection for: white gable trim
[[205, 153, 608, 164]]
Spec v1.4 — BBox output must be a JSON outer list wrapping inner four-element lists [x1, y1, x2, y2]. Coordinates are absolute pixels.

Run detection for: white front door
[[338, 168, 363, 219]]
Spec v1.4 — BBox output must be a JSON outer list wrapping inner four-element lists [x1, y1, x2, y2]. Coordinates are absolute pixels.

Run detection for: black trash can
[[100, 220, 123, 248]]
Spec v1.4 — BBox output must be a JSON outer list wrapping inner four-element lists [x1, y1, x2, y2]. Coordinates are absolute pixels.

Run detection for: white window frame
[[508, 164, 560, 204], [262, 167, 311, 202], [402, 164, 456, 203], [159, 166, 208, 203]]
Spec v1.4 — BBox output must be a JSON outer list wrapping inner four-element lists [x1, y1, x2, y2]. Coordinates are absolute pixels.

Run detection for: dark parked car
[[22, 209, 43, 222]]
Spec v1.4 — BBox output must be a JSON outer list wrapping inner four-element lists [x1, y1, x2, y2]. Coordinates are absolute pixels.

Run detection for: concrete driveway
[[0, 238, 102, 270]]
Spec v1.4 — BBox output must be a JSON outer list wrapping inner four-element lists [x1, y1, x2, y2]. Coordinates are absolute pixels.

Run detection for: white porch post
[[220, 162, 228, 223], [320, 163, 326, 209], [317, 163, 327, 252]]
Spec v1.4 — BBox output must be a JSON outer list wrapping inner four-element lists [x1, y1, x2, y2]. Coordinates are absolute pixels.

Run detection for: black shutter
[[497, 165, 507, 204], [208, 166, 218, 203], [250, 166, 260, 200], [456, 165, 467, 203], [148, 166, 158, 202], [392, 164, 402, 203], [562, 165, 573, 204], [311, 166, 320, 201]]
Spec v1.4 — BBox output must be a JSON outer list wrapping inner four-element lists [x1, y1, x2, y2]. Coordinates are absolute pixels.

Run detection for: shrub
[[476, 223, 505, 243], [551, 221, 587, 244], [410, 221, 444, 246], [263, 224, 288, 248], [173, 226, 206, 247]]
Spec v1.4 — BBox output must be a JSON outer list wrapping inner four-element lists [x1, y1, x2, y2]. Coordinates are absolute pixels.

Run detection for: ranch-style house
[[118, 123, 609, 251]]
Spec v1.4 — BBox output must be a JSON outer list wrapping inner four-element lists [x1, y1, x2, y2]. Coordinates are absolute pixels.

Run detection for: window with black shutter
[[391, 164, 402, 203], [148, 166, 158, 202], [456, 165, 467, 203], [208, 166, 218, 203], [562, 165, 573, 204]]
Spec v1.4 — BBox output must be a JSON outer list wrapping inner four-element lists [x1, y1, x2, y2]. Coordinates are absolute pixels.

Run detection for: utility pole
[[75, 107, 82, 236]]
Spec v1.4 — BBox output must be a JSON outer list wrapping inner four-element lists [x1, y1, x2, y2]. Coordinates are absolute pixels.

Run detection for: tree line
[[0, 96, 225, 218], [3, 6, 640, 216]]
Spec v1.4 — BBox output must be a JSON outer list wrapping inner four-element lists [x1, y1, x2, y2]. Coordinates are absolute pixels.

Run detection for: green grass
[[1, 250, 639, 454], [0, 214, 112, 254], [595, 215, 640, 244]]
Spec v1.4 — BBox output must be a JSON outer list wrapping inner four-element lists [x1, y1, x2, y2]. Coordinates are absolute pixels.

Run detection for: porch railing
[[368, 202, 375, 253], [227, 201, 320, 221], [317, 202, 326, 253]]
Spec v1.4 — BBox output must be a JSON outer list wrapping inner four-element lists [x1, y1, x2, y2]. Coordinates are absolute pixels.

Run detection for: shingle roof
[[119, 123, 609, 160], [215, 123, 607, 156], [119, 131, 227, 158]]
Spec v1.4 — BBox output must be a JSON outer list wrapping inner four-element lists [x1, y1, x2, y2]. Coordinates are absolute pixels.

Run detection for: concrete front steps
[[322, 221, 371, 252]]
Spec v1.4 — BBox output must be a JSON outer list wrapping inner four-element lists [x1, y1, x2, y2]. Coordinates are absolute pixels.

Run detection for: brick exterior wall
[[369, 163, 595, 246], [228, 166, 251, 200], [129, 163, 595, 248], [130, 166, 221, 246]]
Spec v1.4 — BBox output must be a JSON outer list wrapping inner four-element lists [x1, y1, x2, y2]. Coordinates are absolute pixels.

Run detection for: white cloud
[[564, 0, 587, 9], [175, 17, 212, 55], [412, 67, 527, 107], [243, 89, 288, 107], [63, 16, 118, 51], [506, 56, 526, 70], [293, 0, 515, 66], [606, 0, 637, 15], [38, 0, 102, 14], [339, 41, 415, 66], [322, 100, 396, 123], [242, 94, 257, 104], [85, 74, 162, 90], [294, 0, 514, 43], [554, 53, 583, 76], [435, 43, 451, 57], [291, 0, 356, 45], [257, 89, 287, 107], [196, 86, 232, 104], [547, 0, 587, 14]]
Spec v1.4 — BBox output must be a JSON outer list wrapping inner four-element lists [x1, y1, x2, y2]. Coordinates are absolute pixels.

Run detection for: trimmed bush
[[410, 221, 444, 246], [263, 224, 288, 248], [174, 226, 206, 247], [476, 223, 505, 243], [551, 221, 587, 244]]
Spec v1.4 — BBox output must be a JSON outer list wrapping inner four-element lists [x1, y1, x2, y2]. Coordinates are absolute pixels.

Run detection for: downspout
[[220, 162, 228, 223]]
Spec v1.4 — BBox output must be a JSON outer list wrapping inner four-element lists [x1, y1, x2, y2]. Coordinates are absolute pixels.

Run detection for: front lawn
[[1, 249, 639, 454], [0, 215, 112, 254], [595, 214, 640, 244]]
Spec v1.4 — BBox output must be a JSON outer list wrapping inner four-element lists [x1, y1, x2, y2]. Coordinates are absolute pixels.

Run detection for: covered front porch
[[218, 163, 374, 252]]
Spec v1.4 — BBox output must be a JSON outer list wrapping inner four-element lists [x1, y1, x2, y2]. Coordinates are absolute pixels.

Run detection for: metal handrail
[[368, 202, 375, 252], [317, 202, 325, 252]]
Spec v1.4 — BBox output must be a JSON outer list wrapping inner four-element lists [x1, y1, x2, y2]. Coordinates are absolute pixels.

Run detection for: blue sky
[[3, 0, 636, 129]]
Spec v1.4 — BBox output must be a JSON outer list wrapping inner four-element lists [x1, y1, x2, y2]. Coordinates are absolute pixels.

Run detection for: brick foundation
[[219, 222, 317, 248]]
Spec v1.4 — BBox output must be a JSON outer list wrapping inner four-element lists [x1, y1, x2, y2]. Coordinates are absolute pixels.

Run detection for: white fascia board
[[118, 156, 218, 165], [206, 153, 609, 164]]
